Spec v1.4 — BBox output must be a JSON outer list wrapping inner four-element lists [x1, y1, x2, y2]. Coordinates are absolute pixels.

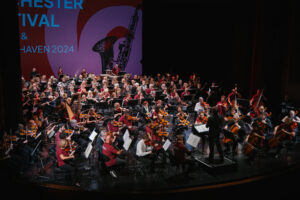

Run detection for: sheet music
[[187, 133, 201, 148], [84, 142, 93, 159], [89, 129, 98, 142], [194, 124, 209, 133], [48, 130, 55, 139], [123, 129, 130, 141], [123, 137, 132, 151], [163, 139, 171, 151]]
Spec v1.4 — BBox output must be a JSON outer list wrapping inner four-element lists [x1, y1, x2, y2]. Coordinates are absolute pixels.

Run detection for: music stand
[[183, 95, 193, 102], [111, 98, 122, 106], [97, 101, 109, 113], [128, 99, 139, 108]]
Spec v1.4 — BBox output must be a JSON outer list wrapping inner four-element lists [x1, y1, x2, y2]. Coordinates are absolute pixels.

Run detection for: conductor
[[206, 107, 225, 163]]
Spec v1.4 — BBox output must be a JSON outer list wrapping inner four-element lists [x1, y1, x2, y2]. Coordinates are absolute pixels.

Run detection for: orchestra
[[1, 69, 300, 188]]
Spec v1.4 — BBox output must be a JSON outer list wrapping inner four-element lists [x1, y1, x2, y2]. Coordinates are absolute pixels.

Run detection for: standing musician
[[102, 133, 125, 179], [227, 84, 242, 109], [56, 139, 80, 186], [216, 95, 229, 117], [206, 107, 225, 163]]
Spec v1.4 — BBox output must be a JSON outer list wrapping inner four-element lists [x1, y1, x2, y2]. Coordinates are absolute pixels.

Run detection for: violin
[[150, 122, 160, 129], [64, 140, 76, 153], [159, 109, 168, 117], [157, 129, 168, 137], [79, 113, 89, 119], [159, 118, 168, 126], [113, 121, 123, 127], [127, 115, 137, 121], [64, 129, 74, 135]]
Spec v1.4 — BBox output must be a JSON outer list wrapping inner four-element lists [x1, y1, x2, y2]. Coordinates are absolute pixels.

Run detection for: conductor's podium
[[193, 152, 237, 174]]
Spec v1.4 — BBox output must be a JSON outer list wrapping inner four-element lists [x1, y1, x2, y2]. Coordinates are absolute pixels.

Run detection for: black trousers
[[208, 134, 224, 160], [60, 163, 76, 184]]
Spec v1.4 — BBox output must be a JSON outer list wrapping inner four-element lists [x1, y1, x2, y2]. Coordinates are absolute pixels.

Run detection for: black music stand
[[183, 95, 193, 102], [97, 101, 109, 113], [128, 99, 139, 108], [111, 98, 122, 106]]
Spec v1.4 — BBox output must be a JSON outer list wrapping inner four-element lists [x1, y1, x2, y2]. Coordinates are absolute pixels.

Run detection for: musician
[[30, 67, 39, 79], [206, 107, 225, 163], [282, 110, 300, 143], [216, 95, 229, 116], [136, 134, 156, 173], [119, 111, 138, 138], [243, 122, 266, 164], [102, 134, 125, 179], [113, 102, 125, 120], [173, 135, 193, 176], [180, 87, 190, 98], [223, 113, 241, 156], [56, 139, 80, 186], [112, 64, 121, 76], [193, 112, 208, 154], [194, 97, 205, 115], [139, 100, 152, 122], [122, 92, 132, 106], [270, 118, 296, 158], [227, 85, 242, 108]]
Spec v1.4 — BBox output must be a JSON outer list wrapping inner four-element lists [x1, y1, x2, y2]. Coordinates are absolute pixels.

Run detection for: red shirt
[[119, 115, 132, 127], [107, 122, 119, 132], [56, 148, 68, 167], [173, 142, 189, 163], [102, 143, 119, 167]]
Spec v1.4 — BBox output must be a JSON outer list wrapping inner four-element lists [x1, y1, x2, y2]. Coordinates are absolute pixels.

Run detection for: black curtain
[[0, 1, 22, 134]]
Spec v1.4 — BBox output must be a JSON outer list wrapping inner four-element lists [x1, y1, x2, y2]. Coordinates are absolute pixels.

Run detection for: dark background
[[1, 0, 300, 198]]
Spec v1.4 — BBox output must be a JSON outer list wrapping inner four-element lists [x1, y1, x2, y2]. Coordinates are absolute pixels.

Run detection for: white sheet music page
[[163, 139, 171, 151], [123, 129, 130, 141], [123, 137, 132, 151], [195, 124, 209, 133], [84, 142, 93, 159], [187, 133, 200, 148], [89, 129, 98, 142]]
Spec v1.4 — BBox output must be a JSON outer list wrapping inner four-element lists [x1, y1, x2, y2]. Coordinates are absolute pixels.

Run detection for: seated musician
[[270, 118, 296, 158], [102, 134, 125, 179], [223, 113, 241, 156], [173, 135, 193, 176], [136, 134, 156, 173], [193, 112, 208, 153], [282, 110, 300, 143], [56, 139, 80, 186], [122, 92, 132, 106], [85, 108, 100, 131], [243, 122, 266, 164], [113, 102, 126, 120], [119, 111, 138, 138], [180, 87, 190, 98], [140, 100, 152, 122], [194, 97, 205, 115]]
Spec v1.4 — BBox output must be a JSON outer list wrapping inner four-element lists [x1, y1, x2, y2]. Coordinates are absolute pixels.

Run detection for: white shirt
[[194, 102, 205, 113], [136, 139, 151, 157]]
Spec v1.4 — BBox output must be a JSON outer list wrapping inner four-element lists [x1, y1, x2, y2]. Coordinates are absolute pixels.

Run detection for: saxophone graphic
[[92, 5, 141, 74]]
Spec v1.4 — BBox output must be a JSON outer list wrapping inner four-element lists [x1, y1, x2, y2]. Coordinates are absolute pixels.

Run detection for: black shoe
[[109, 170, 118, 179]]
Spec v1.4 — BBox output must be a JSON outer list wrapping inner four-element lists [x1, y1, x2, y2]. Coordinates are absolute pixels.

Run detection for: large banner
[[18, 0, 142, 79]]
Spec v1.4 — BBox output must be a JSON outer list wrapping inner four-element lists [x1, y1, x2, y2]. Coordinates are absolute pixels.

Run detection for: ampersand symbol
[[21, 32, 27, 40]]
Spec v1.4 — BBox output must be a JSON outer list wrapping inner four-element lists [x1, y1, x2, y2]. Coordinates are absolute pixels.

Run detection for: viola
[[159, 109, 168, 117], [157, 129, 168, 137], [159, 118, 168, 126]]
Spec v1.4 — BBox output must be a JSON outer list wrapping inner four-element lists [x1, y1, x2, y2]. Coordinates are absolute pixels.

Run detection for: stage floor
[[6, 144, 300, 194]]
